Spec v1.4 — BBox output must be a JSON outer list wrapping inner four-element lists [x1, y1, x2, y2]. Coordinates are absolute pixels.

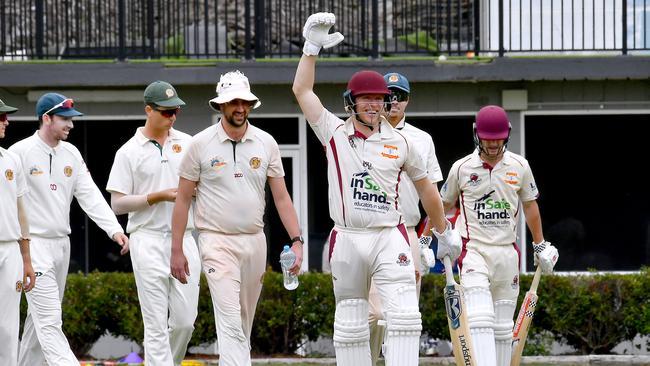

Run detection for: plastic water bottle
[[279, 245, 299, 290]]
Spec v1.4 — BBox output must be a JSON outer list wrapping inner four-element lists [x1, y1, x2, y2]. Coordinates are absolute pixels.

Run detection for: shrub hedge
[[20, 268, 650, 356]]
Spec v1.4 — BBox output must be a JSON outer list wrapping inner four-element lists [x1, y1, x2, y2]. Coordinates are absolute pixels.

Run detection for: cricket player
[[106, 81, 200, 366], [11, 93, 129, 366], [293, 13, 461, 366], [170, 70, 303, 366], [366, 72, 443, 365], [440, 105, 559, 366], [0, 99, 36, 366]]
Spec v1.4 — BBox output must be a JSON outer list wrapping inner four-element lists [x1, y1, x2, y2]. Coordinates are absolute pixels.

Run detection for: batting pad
[[494, 299, 516, 366], [465, 286, 497, 366], [383, 286, 422, 366], [333, 299, 372, 365]]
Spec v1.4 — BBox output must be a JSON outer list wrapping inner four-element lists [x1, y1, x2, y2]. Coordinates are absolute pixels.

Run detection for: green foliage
[[396, 31, 439, 54], [20, 269, 650, 357]]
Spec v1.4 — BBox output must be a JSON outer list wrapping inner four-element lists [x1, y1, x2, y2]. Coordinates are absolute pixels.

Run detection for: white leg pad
[[465, 286, 497, 366], [383, 286, 422, 366], [494, 300, 516, 366], [333, 299, 372, 366]]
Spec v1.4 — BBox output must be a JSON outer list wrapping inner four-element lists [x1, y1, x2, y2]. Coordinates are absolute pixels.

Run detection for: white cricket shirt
[[178, 121, 284, 234], [0, 147, 28, 241], [106, 127, 195, 233], [394, 118, 443, 227], [440, 150, 539, 245], [309, 109, 427, 229], [9, 132, 124, 239]]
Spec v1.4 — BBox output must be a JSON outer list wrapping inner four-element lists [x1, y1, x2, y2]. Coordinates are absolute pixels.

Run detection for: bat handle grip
[[443, 256, 455, 283]]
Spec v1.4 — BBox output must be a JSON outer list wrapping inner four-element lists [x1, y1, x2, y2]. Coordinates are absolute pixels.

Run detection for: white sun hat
[[209, 70, 261, 111]]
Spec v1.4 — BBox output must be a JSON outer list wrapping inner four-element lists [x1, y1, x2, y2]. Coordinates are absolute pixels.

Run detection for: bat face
[[445, 284, 463, 329], [445, 284, 474, 366]]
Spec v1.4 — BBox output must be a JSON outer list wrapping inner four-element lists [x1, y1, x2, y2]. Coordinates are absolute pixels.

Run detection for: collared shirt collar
[[34, 130, 58, 154], [134, 127, 181, 146], [394, 116, 407, 130], [215, 120, 254, 143], [469, 149, 512, 168], [344, 116, 394, 140]]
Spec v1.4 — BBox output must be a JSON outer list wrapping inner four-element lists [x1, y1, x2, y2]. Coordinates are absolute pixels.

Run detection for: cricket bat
[[510, 265, 543, 366], [443, 256, 476, 366]]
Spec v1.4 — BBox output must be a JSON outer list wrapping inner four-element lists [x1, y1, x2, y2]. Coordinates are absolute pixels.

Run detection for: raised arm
[[292, 12, 344, 123]]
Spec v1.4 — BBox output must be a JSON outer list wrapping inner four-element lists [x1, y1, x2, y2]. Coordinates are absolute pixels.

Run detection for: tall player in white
[[0, 99, 36, 366], [366, 72, 442, 365], [11, 93, 129, 366], [107, 81, 200, 366], [440, 105, 558, 366], [293, 13, 461, 366]]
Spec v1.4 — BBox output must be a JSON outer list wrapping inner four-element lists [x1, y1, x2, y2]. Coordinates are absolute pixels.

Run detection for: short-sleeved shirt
[[440, 150, 539, 245], [394, 118, 443, 227], [178, 121, 284, 234], [9, 132, 123, 239], [106, 127, 195, 233], [0, 147, 28, 241], [309, 109, 427, 229]]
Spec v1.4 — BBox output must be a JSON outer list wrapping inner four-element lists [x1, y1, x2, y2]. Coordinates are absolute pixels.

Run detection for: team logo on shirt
[[210, 156, 227, 170], [349, 171, 390, 214], [172, 144, 182, 153], [64, 166, 73, 177], [249, 157, 261, 169], [4, 169, 13, 181], [467, 173, 482, 186], [505, 171, 519, 185], [473, 190, 512, 223], [396, 252, 411, 266], [381, 144, 399, 159], [29, 166, 44, 176]]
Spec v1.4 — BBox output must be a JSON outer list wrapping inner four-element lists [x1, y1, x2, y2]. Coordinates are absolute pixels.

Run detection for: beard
[[223, 113, 247, 128]]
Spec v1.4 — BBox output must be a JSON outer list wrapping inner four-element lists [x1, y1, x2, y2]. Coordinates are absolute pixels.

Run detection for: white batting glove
[[432, 220, 462, 262], [533, 240, 559, 274], [302, 12, 344, 56], [418, 236, 436, 273]]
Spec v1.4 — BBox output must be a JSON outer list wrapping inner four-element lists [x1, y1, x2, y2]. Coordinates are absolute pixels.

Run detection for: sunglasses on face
[[0, 114, 7, 122], [154, 107, 181, 118], [389, 90, 409, 103], [43, 99, 74, 116]]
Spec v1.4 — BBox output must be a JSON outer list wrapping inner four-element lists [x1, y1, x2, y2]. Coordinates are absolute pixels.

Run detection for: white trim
[[518, 112, 528, 272]]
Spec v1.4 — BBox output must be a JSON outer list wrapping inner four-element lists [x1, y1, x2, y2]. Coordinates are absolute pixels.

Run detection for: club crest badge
[[5, 169, 14, 181], [250, 157, 261, 169], [396, 252, 411, 266], [64, 166, 73, 177], [172, 144, 182, 153], [165, 88, 175, 98]]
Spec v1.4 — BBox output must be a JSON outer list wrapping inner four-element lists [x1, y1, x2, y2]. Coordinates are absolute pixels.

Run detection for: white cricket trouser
[[130, 229, 201, 366], [0, 240, 23, 366], [198, 230, 267, 366], [19, 236, 79, 366], [367, 227, 422, 365]]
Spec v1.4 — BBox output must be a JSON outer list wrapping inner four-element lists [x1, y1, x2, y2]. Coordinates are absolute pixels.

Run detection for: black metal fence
[[1, 0, 648, 60]]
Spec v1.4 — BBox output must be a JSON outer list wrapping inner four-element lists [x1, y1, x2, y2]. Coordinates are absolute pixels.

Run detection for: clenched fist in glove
[[418, 236, 436, 273], [432, 220, 462, 262], [302, 12, 344, 56], [533, 240, 559, 273]]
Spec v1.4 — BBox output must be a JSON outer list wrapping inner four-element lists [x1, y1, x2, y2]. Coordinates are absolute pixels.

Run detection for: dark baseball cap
[[384, 72, 410, 94], [36, 93, 83, 117], [144, 81, 185, 107], [0, 99, 18, 114]]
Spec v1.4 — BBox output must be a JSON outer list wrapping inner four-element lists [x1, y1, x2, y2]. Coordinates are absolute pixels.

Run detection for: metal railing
[[1, 0, 648, 60]]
